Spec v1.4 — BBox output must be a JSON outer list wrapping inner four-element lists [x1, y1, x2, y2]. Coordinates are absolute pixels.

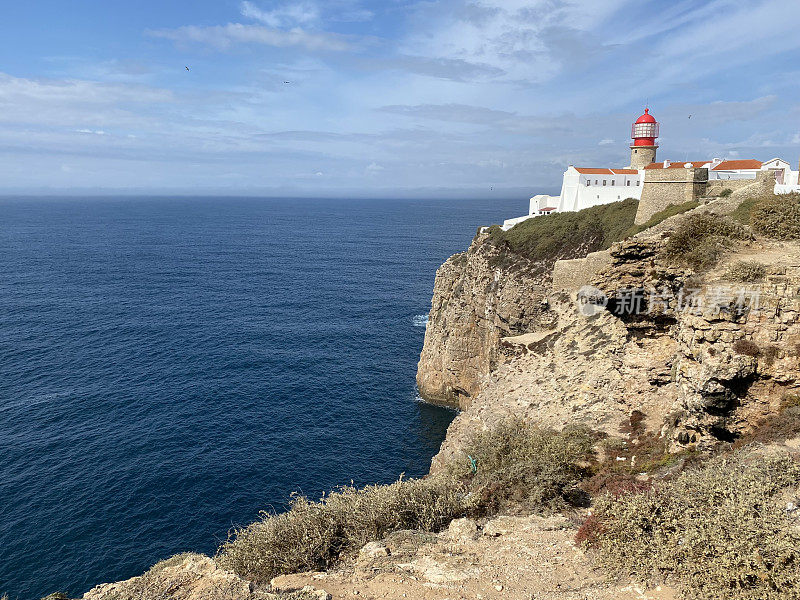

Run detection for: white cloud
[[241, 1, 320, 28], [147, 23, 353, 52], [598, 139, 614, 145]]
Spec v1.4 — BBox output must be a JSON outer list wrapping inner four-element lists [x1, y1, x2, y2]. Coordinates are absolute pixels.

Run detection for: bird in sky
[[185, 66, 190, 71], [283, 81, 291, 84]]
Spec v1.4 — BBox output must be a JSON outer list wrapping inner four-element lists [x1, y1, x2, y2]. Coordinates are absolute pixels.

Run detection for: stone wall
[[634, 167, 709, 225], [551, 250, 613, 293], [705, 178, 758, 195]]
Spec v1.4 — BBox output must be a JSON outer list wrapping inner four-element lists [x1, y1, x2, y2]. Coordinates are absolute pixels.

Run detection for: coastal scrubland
[[592, 451, 800, 600], [485, 197, 638, 262], [216, 421, 595, 583]]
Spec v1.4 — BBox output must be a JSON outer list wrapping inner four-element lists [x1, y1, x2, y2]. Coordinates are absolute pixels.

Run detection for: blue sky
[[1, 0, 799, 196]]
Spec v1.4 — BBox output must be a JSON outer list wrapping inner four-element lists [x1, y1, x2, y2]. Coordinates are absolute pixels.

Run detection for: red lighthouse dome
[[631, 108, 659, 147]]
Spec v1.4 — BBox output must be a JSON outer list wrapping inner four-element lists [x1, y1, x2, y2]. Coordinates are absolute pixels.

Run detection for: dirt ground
[[272, 514, 678, 600]]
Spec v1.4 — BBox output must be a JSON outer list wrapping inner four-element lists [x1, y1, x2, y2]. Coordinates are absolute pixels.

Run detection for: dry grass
[[216, 475, 467, 584], [592, 450, 800, 600], [661, 212, 749, 271], [217, 421, 595, 583], [724, 260, 767, 282], [452, 420, 596, 515], [751, 193, 800, 240]]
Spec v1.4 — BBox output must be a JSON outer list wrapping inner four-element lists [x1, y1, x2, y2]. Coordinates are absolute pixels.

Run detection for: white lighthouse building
[[501, 107, 800, 231]]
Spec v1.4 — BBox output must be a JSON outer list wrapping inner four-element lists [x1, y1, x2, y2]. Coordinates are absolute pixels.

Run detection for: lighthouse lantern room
[[629, 108, 659, 169]]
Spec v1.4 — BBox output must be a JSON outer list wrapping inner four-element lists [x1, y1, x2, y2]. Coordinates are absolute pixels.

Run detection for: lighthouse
[[629, 108, 659, 169]]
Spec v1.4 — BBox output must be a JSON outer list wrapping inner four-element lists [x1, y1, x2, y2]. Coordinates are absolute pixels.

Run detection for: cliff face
[[415, 233, 553, 408], [416, 199, 639, 409], [426, 189, 800, 468]]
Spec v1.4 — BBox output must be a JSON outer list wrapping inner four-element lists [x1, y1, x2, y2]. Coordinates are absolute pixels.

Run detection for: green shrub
[[661, 212, 749, 271], [625, 200, 700, 238], [486, 198, 638, 263], [724, 260, 766, 282], [593, 451, 800, 600], [452, 420, 595, 515], [216, 475, 467, 583], [730, 195, 761, 224], [751, 194, 800, 239], [719, 188, 733, 197]]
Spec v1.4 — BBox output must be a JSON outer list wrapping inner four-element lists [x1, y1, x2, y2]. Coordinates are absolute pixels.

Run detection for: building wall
[[557, 168, 643, 213], [634, 167, 709, 225], [529, 194, 559, 213], [709, 169, 759, 180], [629, 145, 657, 170]]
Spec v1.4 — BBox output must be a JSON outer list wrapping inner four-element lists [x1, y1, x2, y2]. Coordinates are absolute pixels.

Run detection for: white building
[[501, 108, 800, 231]]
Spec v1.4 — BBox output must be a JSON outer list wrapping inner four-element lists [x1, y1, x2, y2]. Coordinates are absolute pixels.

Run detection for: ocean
[[0, 196, 520, 600]]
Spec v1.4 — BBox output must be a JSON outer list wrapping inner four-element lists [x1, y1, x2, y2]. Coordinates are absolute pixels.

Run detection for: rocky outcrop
[[416, 233, 553, 408], [428, 191, 800, 465], [430, 292, 679, 472], [276, 515, 677, 600], [79, 554, 328, 600]]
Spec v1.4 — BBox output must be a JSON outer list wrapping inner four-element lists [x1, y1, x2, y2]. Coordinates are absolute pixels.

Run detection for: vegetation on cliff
[[591, 450, 800, 600], [217, 475, 466, 583], [661, 212, 749, 270], [216, 422, 595, 584], [750, 193, 800, 240], [731, 192, 800, 241], [624, 199, 699, 237], [485, 198, 638, 263], [452, 419, 594, 515]]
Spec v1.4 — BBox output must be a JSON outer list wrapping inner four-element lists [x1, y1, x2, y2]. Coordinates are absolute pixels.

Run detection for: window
[[595, 180, 598, 185], [626, 180, 631, 186], [636, 180, 640, 186], [586, 180, 590, 186], [603, 180, 607, 186], [611, 180, 615, 186]]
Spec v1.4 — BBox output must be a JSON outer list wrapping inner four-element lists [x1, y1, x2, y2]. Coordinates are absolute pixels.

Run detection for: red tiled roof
[[712, 159, 762, 171], [574, 167, 614, 175], [574, 167, 638, 175], [539, 207, 557, 212], [644, 161, 710, 170]]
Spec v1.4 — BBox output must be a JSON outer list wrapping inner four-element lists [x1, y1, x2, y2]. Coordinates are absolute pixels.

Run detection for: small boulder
[[358, 541, 390, 560], [446, 517, 479, 541]]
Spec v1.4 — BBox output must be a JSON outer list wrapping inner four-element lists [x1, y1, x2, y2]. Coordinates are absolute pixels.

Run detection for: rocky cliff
[[426, 184, 800, 470], [415, 236, 552, 408], [416, 198, 638, 409]]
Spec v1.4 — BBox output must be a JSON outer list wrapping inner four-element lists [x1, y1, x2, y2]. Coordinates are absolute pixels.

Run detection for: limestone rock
[[416, 233, 556, 408], [358, 541, 390, 559], [445, 517, 479, 542]]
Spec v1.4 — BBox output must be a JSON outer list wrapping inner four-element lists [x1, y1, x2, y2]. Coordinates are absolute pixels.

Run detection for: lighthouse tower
[[629, 108, 659, 169]]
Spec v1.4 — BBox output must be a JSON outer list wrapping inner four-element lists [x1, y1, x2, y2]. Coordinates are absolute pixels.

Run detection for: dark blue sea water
[[0, 196, 520, 600]]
